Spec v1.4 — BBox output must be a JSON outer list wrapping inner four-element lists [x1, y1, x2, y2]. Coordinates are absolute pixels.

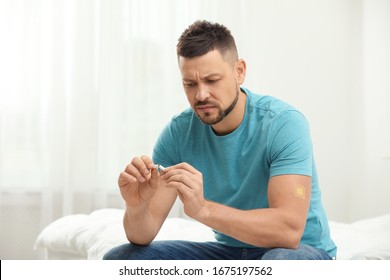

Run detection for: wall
[[230, 0, 369, 222], [234, 0, 389, 222], [350, 0, 390, 220]]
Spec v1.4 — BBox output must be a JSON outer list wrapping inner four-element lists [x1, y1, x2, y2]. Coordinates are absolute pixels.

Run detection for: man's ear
[[236, 59, 246, 84]]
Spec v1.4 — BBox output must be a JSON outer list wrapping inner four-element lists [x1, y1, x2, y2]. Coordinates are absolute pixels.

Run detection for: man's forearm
[[197, 200, 305, 249], [123, 204, 160, 245], [122, 187, 178, 245], [194, 175, 310, 249]]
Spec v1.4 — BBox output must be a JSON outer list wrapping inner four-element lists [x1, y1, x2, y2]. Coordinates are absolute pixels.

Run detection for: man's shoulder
[[247, 87, 307, 130], [244, 88, 300, 117]]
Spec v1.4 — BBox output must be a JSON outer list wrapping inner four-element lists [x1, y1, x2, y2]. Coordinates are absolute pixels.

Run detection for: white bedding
[[34, 208, 390, 260]]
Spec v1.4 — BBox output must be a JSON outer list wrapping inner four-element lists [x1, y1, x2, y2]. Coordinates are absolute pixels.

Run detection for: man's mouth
[[196, 105, 216, 113]]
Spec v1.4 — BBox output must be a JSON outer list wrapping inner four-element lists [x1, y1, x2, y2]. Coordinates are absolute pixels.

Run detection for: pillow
[[35, 208, 214, 259], [36, 209, 390, 260], [88, 216, 214, 259], [35, 208, 125, 257], [351, 250, 390, 260], [329, 214, 390, 260]]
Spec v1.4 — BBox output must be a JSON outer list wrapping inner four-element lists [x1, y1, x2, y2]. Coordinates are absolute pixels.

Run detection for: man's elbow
[[282, 227, 304, 249], [127, 236, 154, 246], [126, 227, 161, 245]]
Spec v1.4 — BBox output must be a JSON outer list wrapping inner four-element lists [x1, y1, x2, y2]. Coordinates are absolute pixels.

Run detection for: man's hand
[[163, 162, 208, 220], [119, 156, 178, 245], [118, 155, 162, 208]]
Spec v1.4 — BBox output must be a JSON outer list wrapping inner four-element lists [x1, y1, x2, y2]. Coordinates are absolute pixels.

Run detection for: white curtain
[[0, 0, 225, 258], [0, 0, 252, 259]]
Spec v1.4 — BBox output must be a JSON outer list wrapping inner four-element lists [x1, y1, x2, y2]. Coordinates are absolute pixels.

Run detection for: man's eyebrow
[[201, 73, 222, 79], [183, 73, 222, 82]]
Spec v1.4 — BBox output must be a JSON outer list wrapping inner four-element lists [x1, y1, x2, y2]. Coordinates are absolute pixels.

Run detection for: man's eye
[[184, 83, 195, 87], [208, 79, 218, 84]]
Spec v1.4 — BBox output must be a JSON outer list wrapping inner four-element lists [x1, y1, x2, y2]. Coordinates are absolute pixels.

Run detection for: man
[[103, 20, 336, 260]]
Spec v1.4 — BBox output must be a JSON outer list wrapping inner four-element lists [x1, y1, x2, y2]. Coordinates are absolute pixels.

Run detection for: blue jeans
[[103, 240, 332, 260]]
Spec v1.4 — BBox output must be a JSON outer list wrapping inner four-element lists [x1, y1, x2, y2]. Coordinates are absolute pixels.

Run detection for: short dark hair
[[176, 20, 238, 62]]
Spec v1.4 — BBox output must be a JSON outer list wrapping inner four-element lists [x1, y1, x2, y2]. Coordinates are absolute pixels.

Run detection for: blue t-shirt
[[153, 87, 337, 257]]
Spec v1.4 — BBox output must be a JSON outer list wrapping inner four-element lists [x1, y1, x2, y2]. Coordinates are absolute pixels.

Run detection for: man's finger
[[165, 181, 194, 197], [163, 162, 199, 175], [130, 157, 151, 180], [140, 155, 154, 170], [150, 166, 159, 179], [118, 171, 137, 186]]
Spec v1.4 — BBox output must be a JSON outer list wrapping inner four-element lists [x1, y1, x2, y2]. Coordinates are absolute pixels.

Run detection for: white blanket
[[34, 208, 390, 260]]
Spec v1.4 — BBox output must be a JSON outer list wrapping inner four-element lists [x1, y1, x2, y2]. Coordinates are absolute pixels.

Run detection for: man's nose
[[196, 84, 210, 101]]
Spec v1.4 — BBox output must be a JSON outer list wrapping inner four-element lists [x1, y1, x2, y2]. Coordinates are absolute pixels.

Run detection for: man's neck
[[211, 90, 247, 136]]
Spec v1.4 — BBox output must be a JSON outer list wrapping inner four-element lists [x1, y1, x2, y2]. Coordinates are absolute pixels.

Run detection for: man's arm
[[119, 156, 178, 245], [164, 163, 311, 249], [123, 186, 178, 245], [201, 174, 311, 248]]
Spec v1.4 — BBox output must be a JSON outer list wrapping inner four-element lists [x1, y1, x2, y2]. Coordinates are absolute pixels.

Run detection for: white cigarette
[[153, 164, 166, 172]]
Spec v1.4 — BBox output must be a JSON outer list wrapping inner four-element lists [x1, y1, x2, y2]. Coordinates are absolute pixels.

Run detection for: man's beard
[[194, 89, 240, 125]]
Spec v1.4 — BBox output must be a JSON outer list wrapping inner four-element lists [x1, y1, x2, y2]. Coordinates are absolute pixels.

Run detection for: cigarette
[[153, 164, 166, 172]]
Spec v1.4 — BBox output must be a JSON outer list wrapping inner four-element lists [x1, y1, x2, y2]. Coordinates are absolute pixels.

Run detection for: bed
[[34, 208, 390, 260]]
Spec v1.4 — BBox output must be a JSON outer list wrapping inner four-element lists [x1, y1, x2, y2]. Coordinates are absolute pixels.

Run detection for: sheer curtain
[[1, 0, 245, 258]]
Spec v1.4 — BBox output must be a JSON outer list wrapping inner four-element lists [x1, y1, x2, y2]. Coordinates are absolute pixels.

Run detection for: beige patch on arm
[[294, 184, 306, 199]]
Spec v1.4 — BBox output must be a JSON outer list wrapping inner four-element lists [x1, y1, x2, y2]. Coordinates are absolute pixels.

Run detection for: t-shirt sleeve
[[268, 110, 313, 177], [152, 120, 181, 168]]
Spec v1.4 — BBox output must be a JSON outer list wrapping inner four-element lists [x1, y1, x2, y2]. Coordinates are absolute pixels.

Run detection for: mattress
[[34, 208, 390, 260]]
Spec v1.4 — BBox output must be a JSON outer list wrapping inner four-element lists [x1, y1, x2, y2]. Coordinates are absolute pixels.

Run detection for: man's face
[[178, 50, 245, 126]]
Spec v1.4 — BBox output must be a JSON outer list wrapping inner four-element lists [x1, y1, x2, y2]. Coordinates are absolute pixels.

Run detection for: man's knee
[[102, 243, 140, 260], [102, 241, 179, 260], [261, 245, 331, 260], [102, 247, 118, 260]]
